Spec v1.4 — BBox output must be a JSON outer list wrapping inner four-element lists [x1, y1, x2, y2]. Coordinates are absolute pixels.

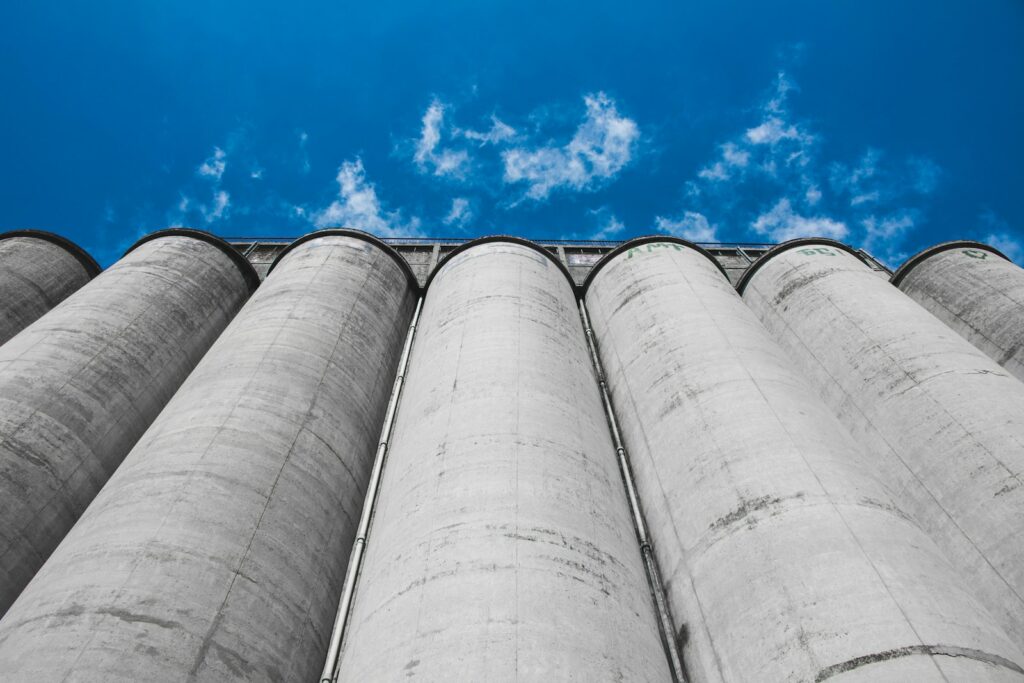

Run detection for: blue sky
[[1, 1, 1021, 267]]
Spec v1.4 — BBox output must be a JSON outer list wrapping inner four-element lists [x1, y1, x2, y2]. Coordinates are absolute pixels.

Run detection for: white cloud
[[202, 190, 230, 223], [443, 197, 473, 228], [977, 210, 1022, 263], [414, 100, 471, 178], [745, 117, 807, 146], [197, 147, 226, 180], [665, 67, 941, 264], [460, 116, 517, 145], [314, 158, 421, 237], [299, 131, 311, 174], [502, 92, 639, 200], [985, 232, 1023, 264], [698, 142, 750, 182], [861, 212, 916, 264], [805, 184, 822, 205], [589, 211, 626, 241], [751, 198, 848, 242], [655, 211, 718, 242], [765, 70, 795, 114]]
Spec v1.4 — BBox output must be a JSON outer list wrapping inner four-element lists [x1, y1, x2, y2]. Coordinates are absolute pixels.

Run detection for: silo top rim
[[267, 228, 419, 290], [126, 228, 261, 293], [424, 235, 574, 292], [581, 235, 729, 295], [0, 229, 102, 278], [890, 240, 1010, 287], [735, 237, 869, 295]]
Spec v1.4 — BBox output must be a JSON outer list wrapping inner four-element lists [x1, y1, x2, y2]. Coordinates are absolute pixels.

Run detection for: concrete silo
[[892, 241, 1024, 382], [0, 230, 418, 681], [0, 230, 101, 346], [0, 229, 256, 614], [336, 238, 672, 681], [740, 239, 1024, 646], [584, 238, 1024, 682]]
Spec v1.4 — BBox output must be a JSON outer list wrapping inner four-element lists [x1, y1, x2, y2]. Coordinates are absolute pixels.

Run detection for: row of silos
[[0, 228, 1022, 681], [585, 238, 1024, 681]]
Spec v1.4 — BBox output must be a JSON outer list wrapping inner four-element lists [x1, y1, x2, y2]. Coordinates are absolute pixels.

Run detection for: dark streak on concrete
[[815, 644, 1024, 681]]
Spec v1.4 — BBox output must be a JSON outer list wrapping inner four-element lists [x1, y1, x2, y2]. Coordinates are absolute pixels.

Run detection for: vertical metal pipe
[[579, 298, 687, 683], [587, 238, 1024, 681], [740, 238, 1024, 645], [335, 239, 669, 681], [320, 297, 423, 683]]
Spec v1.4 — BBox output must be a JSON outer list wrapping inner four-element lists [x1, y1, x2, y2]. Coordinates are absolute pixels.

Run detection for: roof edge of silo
[[890, 240, 1010, 287], [735, 237, 868, 295], [0, 229, 102, 278], [126, 228, 261, 293], [581, 235, 728, 296], [424, 235, 575, 292], [267, 228, 419, 291]]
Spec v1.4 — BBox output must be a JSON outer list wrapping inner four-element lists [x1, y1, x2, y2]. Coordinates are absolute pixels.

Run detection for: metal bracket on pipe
[[319, 297, 424, 683], [578, 299, 688, 683]]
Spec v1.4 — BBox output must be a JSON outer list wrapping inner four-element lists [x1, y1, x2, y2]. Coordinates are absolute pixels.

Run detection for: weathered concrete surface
[[0, 232, 416, 681], [742, 240, 1024, 646], [0, 230, 254, 615], [0, 231, 100, 346], [585, 240, 1024, 683], [894, 242, 1024, 383], [338, 240, 670, 681]]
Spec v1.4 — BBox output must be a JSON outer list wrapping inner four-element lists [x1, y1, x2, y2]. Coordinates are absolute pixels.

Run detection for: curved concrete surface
[[0, 231, 254, 614], [742, 240, 1024, 645], [893, 241, 1024, 383], [586, 240, 1024, 682], [0, 233, 416, 681], [0, 230, 100, 346], [337, 240, 671, 681]]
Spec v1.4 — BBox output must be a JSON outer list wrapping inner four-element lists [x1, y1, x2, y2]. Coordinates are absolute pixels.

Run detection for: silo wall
[[0, 231, 417, 681], [585, 239, 1024, 682], [893, 241, 1024, 382], [0, 230, 100, 346], [741, 240, 1024, 645], [337, 239, 671, 681], [0, 229, 255, 614]]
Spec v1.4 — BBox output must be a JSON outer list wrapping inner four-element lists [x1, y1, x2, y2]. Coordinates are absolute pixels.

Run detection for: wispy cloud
[[443, 197, 473, 229], [459, 115, 517, 146], [314, 158, 422, 237], [174, 144, 234, 224], [197, 147, 227, 180], [656, 67, 939, 260], [298, 130, 311, 174], [698, 142, 750, 181], [413, 99, 471, 178], [751, 198, 847, 242], [559, 206, 628, 241], [978, 210, 1023, 263], [655, 211, 719, 242], [502, 92, 640, 200], [860, 210, 917, 264]]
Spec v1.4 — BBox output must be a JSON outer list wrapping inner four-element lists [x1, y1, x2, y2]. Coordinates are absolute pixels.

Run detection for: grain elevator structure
[[0, 227, 1022, 682]]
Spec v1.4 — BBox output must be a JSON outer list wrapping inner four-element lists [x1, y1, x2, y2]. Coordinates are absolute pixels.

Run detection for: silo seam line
[[577, 298, 688, 683], [319, 296, 423, 683]]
